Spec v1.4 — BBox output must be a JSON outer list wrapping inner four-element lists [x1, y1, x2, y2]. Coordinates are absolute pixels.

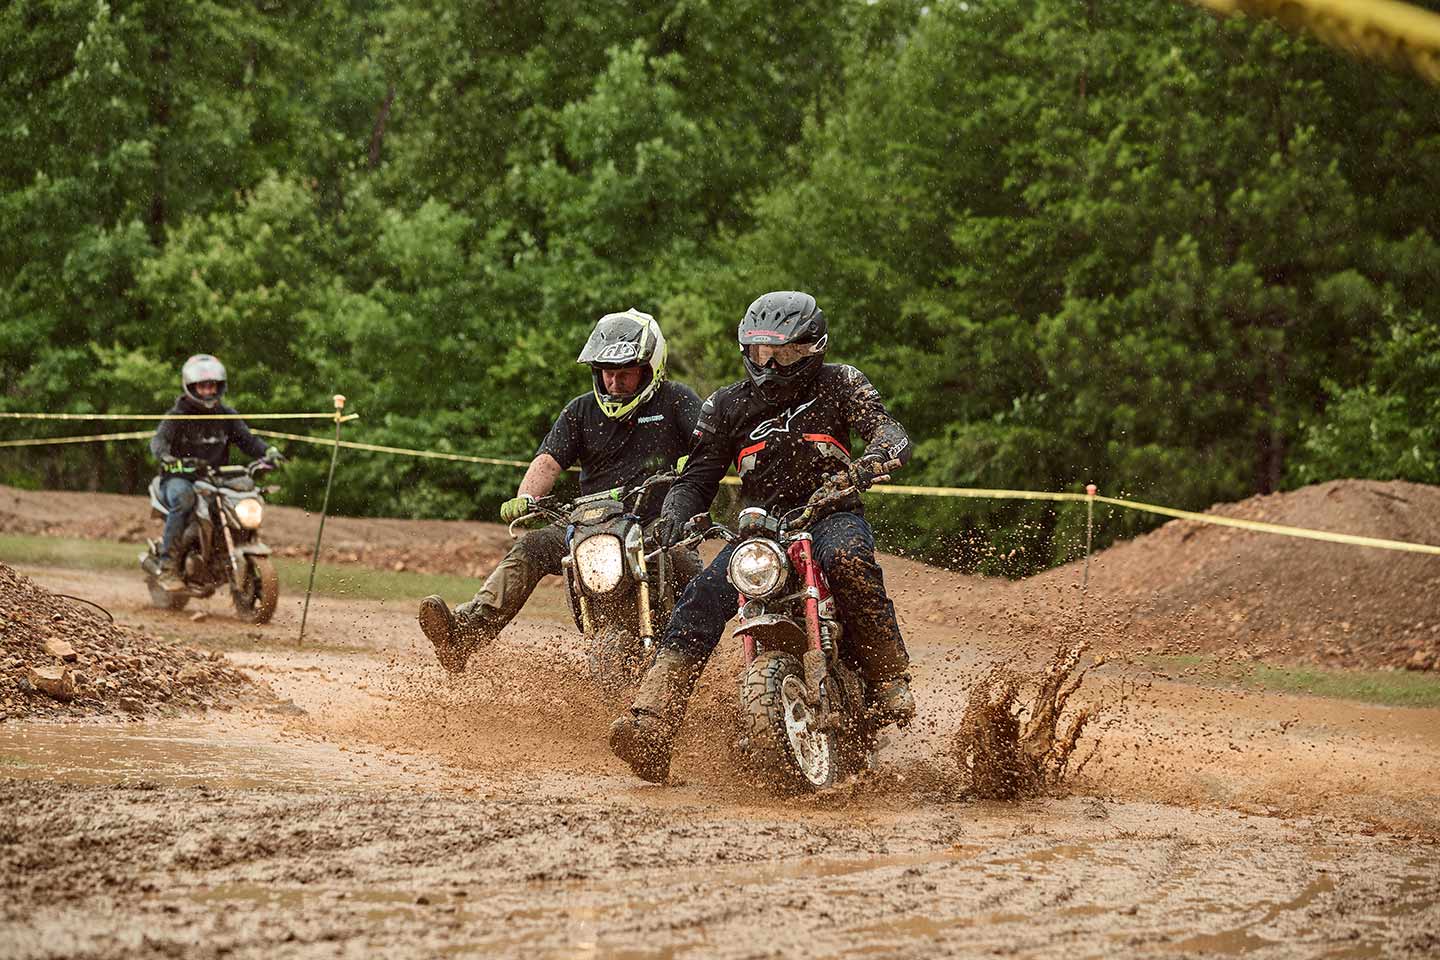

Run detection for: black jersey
[[661, 363, 910, 525], [149, 395, 269, 473], [538, 380, 702, 513]]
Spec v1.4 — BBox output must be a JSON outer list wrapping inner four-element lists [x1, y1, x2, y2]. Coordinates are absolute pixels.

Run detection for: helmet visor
[[745, 342, 819, 369]]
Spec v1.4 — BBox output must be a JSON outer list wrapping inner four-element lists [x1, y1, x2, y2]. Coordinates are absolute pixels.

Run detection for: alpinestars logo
[[748, 398, 816, 441]]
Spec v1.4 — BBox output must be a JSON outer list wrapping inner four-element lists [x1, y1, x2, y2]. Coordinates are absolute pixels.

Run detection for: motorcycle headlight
[[574, 534, 625, 593], [234, 498, 263, 530], [727, 539, 787, 598]]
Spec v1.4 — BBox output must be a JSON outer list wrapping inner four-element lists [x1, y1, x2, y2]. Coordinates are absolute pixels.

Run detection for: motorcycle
[[139, 458, 281, 623], [679, 460, 902, 792], [510, 472, 688, 700]]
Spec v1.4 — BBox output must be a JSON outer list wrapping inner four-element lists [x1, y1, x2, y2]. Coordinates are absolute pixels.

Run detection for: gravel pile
[[0, 562, 257, 721]]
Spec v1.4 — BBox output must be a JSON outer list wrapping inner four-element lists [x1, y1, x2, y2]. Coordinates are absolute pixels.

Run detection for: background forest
[[3, 0, 1438, 574]]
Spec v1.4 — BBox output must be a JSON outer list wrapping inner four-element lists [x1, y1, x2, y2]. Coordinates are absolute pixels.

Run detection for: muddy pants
[[456, 522, 702, 636], [661, 511, 910, 682]]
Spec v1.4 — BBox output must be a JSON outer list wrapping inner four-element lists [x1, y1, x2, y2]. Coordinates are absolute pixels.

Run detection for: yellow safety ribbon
[[0, 412, 360, 422], [7, 423, 1438, 557], [250, 429, 561, 470], [0, 430, 154, 448]]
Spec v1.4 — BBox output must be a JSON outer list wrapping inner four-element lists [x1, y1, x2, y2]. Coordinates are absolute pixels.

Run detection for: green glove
[[500, 495, 535, 523], [264, 445, 287, 465]]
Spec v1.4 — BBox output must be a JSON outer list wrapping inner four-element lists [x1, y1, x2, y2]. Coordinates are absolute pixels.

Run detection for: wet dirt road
[[3, 563, 1440, 959]]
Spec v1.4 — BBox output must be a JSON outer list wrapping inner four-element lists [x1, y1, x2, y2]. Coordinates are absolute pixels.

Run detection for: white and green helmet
[[576, 309, 668, 420]]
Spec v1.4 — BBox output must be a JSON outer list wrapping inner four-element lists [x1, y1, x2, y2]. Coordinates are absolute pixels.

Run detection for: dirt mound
[[0, 562, 258, 721], [0, 484, 515, 577], [1031, 479, 1440, 670]]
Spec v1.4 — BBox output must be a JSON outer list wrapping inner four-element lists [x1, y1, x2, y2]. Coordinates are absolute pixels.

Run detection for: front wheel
[[740, 651, 839, 792], [232, 556, 279, 624]]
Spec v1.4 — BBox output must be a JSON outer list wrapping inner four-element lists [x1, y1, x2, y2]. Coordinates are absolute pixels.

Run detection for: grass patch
[[1147, 654, 1440, 709], [0, 532, 570, 621]]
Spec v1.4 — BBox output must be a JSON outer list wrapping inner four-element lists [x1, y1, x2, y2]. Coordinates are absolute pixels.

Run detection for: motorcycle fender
[[236, 540, 272, 557]]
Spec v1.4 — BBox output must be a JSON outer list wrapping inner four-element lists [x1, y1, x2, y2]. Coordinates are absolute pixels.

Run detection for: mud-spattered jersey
[[661, 364, 910, 525], [538, 380, 702, 513]]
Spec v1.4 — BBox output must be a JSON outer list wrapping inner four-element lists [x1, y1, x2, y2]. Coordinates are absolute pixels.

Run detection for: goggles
[[745, 341, 821, 369]]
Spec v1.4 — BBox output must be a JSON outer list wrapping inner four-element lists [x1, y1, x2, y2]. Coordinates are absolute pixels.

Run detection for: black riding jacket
[[538, 380, 702, 519], [661, 363, 911, 526], [149, 395, 269, 473]]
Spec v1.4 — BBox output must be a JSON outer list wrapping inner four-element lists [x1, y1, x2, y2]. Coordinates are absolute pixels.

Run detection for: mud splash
[[955, 640, 1102, 799]]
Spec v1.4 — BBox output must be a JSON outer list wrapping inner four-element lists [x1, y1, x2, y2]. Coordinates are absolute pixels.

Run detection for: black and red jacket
[[661, 363, 911, 525]]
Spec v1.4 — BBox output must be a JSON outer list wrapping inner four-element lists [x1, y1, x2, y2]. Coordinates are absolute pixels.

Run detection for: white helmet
[[181, 354, 227, 410], [575, 309, 667, 420]]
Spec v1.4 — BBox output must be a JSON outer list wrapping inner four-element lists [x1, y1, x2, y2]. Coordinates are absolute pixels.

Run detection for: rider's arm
[[659, 392, 729, 525], [841, 365, 911, 467], [150, 403, 182, 463], [517, 453, 564, 499], [225, 409, 271, 461]]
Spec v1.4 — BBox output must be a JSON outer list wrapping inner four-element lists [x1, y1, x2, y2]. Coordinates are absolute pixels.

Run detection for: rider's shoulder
[[562, 392, 596, 417], [663, 379, 702, 404]]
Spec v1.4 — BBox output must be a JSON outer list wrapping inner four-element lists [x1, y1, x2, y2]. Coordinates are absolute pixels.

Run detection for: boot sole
[[418, 598, 467, 675], [607, 718, 670, 784]]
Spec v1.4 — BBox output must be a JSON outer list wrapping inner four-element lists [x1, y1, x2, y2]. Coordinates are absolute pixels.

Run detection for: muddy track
[[2, 561, 1439, 958]]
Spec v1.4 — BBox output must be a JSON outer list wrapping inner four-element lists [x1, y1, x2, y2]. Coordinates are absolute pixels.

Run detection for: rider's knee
[[170, 484, 197, 512]]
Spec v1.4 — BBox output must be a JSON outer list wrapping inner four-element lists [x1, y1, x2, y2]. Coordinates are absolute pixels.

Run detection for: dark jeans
[[661, 511, 910, 682], [159, 477, 198, 560], [456, 520, 702, 635]]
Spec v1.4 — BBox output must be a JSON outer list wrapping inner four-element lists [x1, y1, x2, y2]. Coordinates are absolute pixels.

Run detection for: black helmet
[[181, 354, 227, 410], [576, 309, 668, 420], [738, 291, 829, 401]]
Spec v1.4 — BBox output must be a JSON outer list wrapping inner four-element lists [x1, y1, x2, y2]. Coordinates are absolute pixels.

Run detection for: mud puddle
[[0, 716, 412, 791]]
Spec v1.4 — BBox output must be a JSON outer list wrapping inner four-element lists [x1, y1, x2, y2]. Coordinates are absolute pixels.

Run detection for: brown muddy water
[[3, 562, 1440, 958]]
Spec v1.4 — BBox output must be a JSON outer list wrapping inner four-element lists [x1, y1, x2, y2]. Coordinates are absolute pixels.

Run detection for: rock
[[1405, 650, 1436, 672], [27, 665, 76, 701], [177, 664, 208, 685], [43, 638, 78, 662], [117, 696, 145, 715]]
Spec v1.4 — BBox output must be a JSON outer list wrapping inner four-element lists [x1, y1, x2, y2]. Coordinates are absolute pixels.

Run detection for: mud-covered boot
[[868, 674, 917, 728], [417, 596, 495, 675], [608, 647, 703, 783], [156, 558, 185, 593]]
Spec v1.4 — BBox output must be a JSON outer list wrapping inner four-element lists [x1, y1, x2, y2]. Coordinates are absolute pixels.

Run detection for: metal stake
[[299, 394, 346, 644], [1083, 483, 1097, 591]]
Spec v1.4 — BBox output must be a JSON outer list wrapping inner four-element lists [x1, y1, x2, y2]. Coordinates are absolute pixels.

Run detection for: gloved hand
[[649, 514, 682, 550], [500, 494, 535, 523], [674, 454, 689, 474], [264, 445, 287, 465], [845, 454, 892, 488], [160, 454, 186, 474]]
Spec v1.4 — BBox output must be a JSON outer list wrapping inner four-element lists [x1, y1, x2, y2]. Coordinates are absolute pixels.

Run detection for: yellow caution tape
[[7, 422, 1439, 557], [1188, 0, 1440, 85], [0, 430, 154, 449], [869, 480, 1440, 557], [0, 411, 360, 422], [249, 429, 565, 470]]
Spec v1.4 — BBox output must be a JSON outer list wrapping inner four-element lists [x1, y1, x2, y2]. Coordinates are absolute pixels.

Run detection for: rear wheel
[[232, 556, 279, 624], [740, 651, 838, 792]]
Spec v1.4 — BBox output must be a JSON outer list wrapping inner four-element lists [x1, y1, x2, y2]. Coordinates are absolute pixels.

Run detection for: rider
[[608, 291, 917, 783], [145, 354, 283, 591], [418, 309, 704, 674]]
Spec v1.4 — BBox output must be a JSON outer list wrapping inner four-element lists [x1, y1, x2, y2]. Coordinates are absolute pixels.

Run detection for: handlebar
[[507, 469, 680, 540], [660, 457, 903, 547]]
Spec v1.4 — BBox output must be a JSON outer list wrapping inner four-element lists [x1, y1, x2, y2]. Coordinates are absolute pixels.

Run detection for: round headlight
[[727, 539, 787, 598], [234, 498, 263, 530], [574, 534, 625, 593]]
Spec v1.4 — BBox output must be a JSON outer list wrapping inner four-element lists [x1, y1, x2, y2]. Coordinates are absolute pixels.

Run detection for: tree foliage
[[3, 0, 1437, 572]]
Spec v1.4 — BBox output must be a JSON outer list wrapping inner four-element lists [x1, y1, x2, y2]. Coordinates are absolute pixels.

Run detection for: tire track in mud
[[4, 562, 1440, 957]]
